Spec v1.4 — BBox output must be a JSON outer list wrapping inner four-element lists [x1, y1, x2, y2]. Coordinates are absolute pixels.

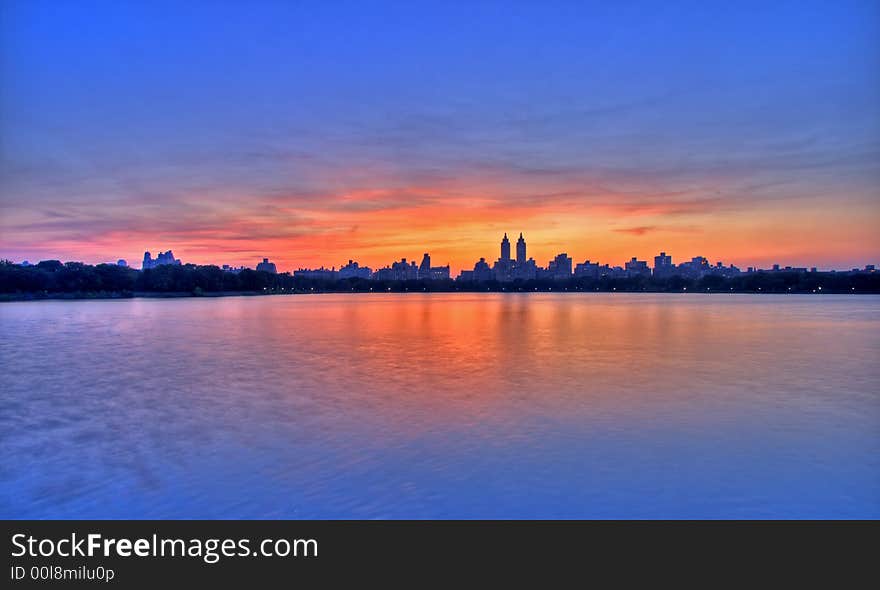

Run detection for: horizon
[[6, 230, 877, 276], [2, 1, 879, 272]]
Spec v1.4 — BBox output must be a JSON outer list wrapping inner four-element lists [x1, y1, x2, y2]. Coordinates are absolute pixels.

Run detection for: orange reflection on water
[[139, 292, 877, 435], [3, 293, 879, 518]]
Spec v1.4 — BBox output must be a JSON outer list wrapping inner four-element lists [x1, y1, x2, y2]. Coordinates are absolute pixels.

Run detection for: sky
[[1, 0, 878, 273]]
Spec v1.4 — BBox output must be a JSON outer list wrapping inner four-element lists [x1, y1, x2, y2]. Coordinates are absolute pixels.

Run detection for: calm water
[[1, 294, 878, 519]]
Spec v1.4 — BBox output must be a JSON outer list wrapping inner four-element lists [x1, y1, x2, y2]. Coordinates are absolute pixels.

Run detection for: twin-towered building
[[137, 236, 741, 282], [137, 236, 866, 282], [460, 233, 565, 282], [458, 234, 742, 282], [461, 232, 543, 282]]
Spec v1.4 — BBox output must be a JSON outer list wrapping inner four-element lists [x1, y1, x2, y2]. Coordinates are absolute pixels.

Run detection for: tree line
[[1, 259, 878, 298]]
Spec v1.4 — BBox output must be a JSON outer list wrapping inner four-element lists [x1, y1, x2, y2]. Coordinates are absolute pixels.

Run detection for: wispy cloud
[[613, 226, 656, 236], [2, 92, 878, 270]]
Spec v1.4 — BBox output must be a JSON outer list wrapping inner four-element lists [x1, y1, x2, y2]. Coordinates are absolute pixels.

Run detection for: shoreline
[[2, 289, 877, 302], [0, 290, 265, 302]]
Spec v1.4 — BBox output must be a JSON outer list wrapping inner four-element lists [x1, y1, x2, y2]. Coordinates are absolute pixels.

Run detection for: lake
[[1, 293, 878, 518]]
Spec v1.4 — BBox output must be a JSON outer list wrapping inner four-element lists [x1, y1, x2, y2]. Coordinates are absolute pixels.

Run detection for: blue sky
[[1, 0, 878, 270]]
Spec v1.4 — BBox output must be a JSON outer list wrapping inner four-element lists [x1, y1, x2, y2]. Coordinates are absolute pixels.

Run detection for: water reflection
[[1, 294, 878, 518]]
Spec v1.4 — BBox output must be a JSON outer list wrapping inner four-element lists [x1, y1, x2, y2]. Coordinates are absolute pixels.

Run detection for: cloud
[[613, 226, 656, 236], [2, 91, 878, 271]]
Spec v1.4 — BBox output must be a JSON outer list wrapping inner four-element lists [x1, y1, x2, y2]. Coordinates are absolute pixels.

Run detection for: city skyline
[[8, 229, 876, 279], [3, 212, 878, 277], [2, 1, 880, 528]]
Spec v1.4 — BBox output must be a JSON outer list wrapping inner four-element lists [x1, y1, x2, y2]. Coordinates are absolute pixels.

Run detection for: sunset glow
[[1, 1, 878, 272]]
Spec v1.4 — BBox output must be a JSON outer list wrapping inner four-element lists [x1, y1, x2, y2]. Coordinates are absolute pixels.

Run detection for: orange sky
[[3, 179, 876, 274], [2, 1, 878, 274]]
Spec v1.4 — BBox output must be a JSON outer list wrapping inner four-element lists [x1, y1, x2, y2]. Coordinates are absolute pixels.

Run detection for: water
[[1, 293, 878, 519]]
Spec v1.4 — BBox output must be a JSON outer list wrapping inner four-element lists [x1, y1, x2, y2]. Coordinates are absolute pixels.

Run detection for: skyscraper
[[500, 233, 511, 262], [516, 233, 526, 264], [419, 253, 431, 279], [653, 252, 674, 278]]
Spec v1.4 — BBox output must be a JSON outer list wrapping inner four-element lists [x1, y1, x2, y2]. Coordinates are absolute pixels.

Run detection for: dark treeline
[[0, 260, 279, 295], [1, 260, 878, 298]]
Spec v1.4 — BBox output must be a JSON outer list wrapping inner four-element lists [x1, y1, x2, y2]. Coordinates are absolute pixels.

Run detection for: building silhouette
[[653, 252, 674, 277], [339, 260, 372, 279], [625, 257, 650, 277], [458, 257, 493, 282], [413, 253, 450, 280], [294, 266, 338, 280], [374, 258, 419, 281], [426, 265, 451, 280], [543, 253, 572, 280], [500, 233, 511, 261], [493, 234, 515, 281], [142, 250, 181, 269], [461, 233, 541, 282], [419, 253, 432, 278], [128, 231, 839, 285], [256, 257, 277, 273], [574, 260, 600, 279], [677, 256, 710, 279]]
